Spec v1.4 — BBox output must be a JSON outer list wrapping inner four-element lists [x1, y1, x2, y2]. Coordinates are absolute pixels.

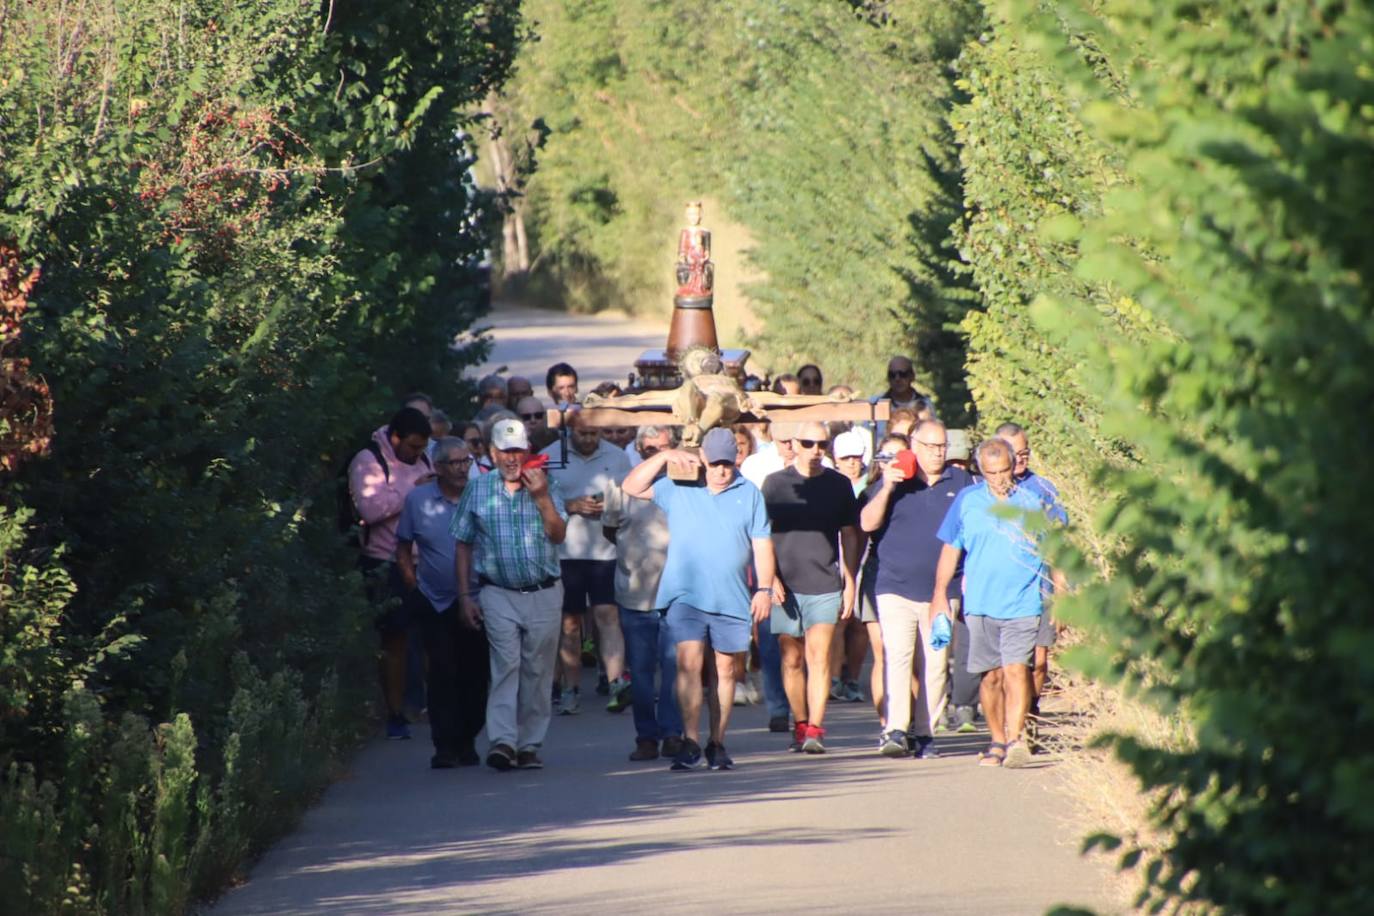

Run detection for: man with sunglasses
[[762, 422, 861, 753], [860, 419, 973, 759], [396, 437, 488, 768], [515, 395, 557, 452], [622, 427, 777, 771]]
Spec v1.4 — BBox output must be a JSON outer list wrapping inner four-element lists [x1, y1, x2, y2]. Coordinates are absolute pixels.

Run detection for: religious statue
[[584, 346, 852, 447], [675, 201, 713, 300]]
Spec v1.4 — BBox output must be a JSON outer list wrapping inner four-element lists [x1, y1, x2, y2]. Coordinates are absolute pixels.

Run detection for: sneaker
[[913, 735, 940, 759], [802, 724, 826, 754], [457, 746, 481, 767], [829, 677, 845, 701], [705, 741, 734, 770], [558, 687, 580, 715], [606, 676, 632, 713], [843, 680, 864, 703], [952, 705, 977, 733], [880, 729, 909, 758], [581, 638, 598, 668], [768, 715, 790, 734], [670, 738, 704, 771], [486, 743, 515, 771], [516, 749, 544, 769], [385, 715, 411, 740], [595, 673, 610, 696], [789, 720, 808, 752], [629, 739, 659, 761], [430, 752, 457, 769], [660, 735, 684, 758], [740, 673, 764, 706]]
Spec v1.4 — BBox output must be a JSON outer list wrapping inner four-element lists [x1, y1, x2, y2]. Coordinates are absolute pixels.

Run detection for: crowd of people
[[347, 356, 1067, 772]]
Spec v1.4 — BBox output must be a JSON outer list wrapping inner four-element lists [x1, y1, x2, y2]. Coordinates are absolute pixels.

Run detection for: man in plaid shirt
[[453, 418, 568, 771]]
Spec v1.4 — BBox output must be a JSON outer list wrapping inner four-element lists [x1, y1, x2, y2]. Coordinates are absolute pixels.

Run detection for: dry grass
[[1041, 640, 1202, 913]]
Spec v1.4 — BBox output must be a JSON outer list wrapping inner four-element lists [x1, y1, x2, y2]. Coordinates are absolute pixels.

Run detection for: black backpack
[[337, 441, 430, 547]]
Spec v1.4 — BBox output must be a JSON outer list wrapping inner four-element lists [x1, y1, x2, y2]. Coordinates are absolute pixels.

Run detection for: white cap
[[833, 429, 867, 460], [490, 418, 530, 450]]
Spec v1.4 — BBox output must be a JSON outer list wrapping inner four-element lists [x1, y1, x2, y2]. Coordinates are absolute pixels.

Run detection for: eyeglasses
[[1014, 449, 1031, 459], [436, 457, 473, 467], [520, 412, 544, 421], [795, 438, 829, 450], [888, 369, 914, 379], [915, 440, 948, 451]]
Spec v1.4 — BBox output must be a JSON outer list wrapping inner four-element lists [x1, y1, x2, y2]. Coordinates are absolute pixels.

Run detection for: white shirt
[[540, 439, 631, 561]]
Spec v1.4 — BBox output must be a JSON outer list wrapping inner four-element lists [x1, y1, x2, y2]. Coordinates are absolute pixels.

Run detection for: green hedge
[[0, 2, 519, 911]]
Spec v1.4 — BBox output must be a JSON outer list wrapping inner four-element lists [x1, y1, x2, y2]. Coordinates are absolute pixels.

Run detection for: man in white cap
[[452, 417, 568, 771], [621, 426, 776, 771]]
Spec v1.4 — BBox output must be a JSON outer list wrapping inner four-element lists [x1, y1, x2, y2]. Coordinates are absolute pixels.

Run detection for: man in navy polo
[[621, 427, 776, 772], [996, 421, 1068, 726], [860, 419, 974, 759], [930, 438, 1065, 769]]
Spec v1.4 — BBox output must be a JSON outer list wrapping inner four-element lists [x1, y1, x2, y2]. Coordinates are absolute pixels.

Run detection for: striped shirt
[[450, 471, 568, 588]]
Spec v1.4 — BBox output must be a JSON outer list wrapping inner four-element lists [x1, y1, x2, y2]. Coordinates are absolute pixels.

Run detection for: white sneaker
[[558, 687, 579, 715]]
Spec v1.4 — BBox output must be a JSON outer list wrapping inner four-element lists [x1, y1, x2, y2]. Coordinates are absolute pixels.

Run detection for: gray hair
[[430, 408, 451, 426], [994, 421, 1025, 438], [433, 435, 469, 462], [974, 437, 1014, 471], [636, 424, 680, 448]]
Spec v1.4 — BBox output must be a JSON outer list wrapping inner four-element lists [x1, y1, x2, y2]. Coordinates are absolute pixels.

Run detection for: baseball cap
[[700, 427, 738, 464], [946, 429, 972, 461], [833, 430, 867, 460], [490, 418, 530, 450]]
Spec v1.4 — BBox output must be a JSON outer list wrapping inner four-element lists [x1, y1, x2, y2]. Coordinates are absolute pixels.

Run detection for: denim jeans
[[619, 606, 683, 741], [756, 613, 790, 720]]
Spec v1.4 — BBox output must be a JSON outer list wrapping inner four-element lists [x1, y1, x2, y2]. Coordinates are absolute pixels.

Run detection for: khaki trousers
[[876, 593, 956, 737]]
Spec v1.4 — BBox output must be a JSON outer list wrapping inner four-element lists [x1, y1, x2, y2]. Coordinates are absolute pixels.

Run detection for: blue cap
[[701, 427, 738, 464]]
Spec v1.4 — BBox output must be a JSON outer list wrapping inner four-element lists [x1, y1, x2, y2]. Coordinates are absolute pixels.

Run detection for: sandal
[[977, 742, 1007, 767], [1003, 739, 1031, 768]]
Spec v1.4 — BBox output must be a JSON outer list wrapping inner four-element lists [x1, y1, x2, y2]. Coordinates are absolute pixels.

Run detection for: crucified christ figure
[[582, 347, 852, 447]]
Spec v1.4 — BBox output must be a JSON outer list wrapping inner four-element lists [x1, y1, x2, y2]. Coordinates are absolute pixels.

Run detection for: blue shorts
[[665, 601, 751, 654], [770, 591, 842, 639]]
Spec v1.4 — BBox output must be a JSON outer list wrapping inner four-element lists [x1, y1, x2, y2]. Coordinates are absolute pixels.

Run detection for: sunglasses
[[707, 460, 736, 468], [795, 438, 829, 450], [520, 412, 544, 420], [464, 437, 484, 447], [799, 376, 821, 385], [888, 369, 914, 379]]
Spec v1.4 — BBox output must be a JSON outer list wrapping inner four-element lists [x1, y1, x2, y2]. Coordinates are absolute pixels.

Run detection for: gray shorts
[[966, 614, 1039, 674], [1035, 609, 1056, 648], [857, 571, 879, 624], [770, 591, 842, 639]]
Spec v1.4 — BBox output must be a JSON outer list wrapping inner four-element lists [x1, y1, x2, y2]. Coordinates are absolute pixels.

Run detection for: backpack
[[336, 440, 431, 547]]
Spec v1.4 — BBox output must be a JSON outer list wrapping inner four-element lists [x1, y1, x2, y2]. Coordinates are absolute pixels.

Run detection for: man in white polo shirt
[[542, 417, 632, 713]]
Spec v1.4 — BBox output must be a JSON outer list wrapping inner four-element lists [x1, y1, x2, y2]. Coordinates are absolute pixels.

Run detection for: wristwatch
[[755, 586, 772, 594]]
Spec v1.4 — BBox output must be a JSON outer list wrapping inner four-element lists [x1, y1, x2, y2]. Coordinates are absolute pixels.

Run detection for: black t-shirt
[[762, 466, 860, 595]]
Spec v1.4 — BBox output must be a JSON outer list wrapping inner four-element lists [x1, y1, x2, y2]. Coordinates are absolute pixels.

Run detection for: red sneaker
[[802, 724, 827, 754], [790, 720, 808, 752]]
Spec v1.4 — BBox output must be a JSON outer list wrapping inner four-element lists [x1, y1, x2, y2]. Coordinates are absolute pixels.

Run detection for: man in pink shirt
[[349, 406, 434, 740]]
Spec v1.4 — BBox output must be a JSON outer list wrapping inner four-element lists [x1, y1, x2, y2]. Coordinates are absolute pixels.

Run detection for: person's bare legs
[[709, 650, 744, 743], [558, 614, 581, 691], [592, 603, 625, 681], [1003, 663, 1033, 742], [804, 622, 836, 727], [865, 621, 886, 727], [844, 619, 869, 688], [778, 634, 808, 723], [980, 667, 1006, 746], [676, 640, 707, 745], [1032, 645, 1049, 702]]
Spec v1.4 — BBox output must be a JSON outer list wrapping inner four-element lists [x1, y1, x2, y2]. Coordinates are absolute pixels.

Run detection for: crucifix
[[544, 200, 890, 447]]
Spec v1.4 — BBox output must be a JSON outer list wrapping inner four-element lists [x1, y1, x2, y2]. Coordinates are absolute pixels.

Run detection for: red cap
[[893, 449, 918, 478]]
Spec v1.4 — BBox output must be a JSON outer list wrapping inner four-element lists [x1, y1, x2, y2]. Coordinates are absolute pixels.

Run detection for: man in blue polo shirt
[[930, 438, 1064, 769], [396, 437, 487, 769], [621, 427, 776, 772], [860, 419, 974, 759], [996, 421, 1069, 726]]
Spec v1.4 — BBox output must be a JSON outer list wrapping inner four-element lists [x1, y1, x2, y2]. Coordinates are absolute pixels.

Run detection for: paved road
[[208, 306, 1113, 914], [208, 669, 1110, 916]]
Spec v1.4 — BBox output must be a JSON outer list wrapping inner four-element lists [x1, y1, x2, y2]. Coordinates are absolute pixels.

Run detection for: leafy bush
[[0, 1, 519, 911], [959, 1, 1374, 910]]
